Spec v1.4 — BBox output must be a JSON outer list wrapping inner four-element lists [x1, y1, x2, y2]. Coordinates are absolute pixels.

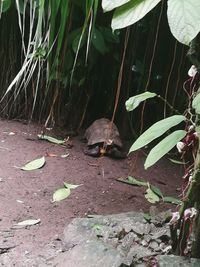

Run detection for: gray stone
[[149, 240, 159, 250], [150, 226, 171, 241], [53, 212, 200, 267], [155, 255, 200, 267], [54, 240, 124, 267]]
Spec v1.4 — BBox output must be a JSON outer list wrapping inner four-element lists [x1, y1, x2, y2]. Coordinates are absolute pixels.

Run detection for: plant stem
[[157, 95, 180, 115]]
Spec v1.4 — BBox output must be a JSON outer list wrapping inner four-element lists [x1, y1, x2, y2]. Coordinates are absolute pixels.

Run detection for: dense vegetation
[[0, 0, 189, 136], [1, 0, 200, 259]]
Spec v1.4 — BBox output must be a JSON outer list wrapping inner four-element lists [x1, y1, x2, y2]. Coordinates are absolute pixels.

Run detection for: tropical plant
[[102, 0, 200, 258], [0, 0, 121, 129]]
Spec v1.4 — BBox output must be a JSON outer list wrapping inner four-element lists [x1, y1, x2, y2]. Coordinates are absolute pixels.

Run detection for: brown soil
[[0, 119, 183, 266]]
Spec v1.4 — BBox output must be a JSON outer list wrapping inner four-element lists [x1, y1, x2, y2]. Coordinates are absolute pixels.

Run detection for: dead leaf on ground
[[12, 219, 41, 229], [63, 182, 82, 189], [37, 134, 65, 145], [53, 188, 71, 202], [8, 132, 16, 136], [46, 152, 57, 157], [20, 156, 46, 171], [60, 153, 69, 158]]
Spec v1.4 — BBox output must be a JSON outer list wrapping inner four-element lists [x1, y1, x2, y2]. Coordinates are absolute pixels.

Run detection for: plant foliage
[[129, 115, 186, 153]]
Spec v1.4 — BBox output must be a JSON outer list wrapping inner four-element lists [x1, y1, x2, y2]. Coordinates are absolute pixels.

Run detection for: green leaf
[[37, 134, 65, 145], [127, 176, 147, 186], [21, 156, 45, 171], [63, 182, 82, 189], [125, 92, 157, 112], [150, 185, 163, 198], [102, 0, 131, 12], [117, 176, 147, 187], [92, 29, 108, 55], [53, 188, 71, 202], [145, 186, 160, 203], [167, 0, 200, 46], [129, 115, 186, 153], [100, 27, 120, 43], [112, 0, 161, 31], [145, 130, 187, 169], [143, 213, 151, 222], [72, 30, 86, 53], [163, 196, 182, 205], [192, 93, 200, 114], [16, 219, 41, 227], [17, 0, 27, 14], [92, 224, 102, 231], [169, 158, 187, 165], [2, 0, 12, 12]]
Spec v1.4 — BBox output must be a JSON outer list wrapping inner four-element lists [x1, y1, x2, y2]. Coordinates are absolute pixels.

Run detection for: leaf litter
[[53, 182, 82, 202], [117, 176, 180, 205], [20, 156, 46, 171]]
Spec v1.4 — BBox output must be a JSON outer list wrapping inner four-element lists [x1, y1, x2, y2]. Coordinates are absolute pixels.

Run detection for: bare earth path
[[0, 119, 183, 266]]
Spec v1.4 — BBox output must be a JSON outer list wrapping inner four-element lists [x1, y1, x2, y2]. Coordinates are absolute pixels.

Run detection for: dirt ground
[[0, 119, 184, 266]]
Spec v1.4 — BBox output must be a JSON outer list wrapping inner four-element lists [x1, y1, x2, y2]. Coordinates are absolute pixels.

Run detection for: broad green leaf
[[192, 93, 200, 114], [63, 182, 82, 189], [21, 156, 45, 171], [2, 0, 12, 12], [127, 176, 147, 186], [145, 187, 160, 203], [37, 134, 65, 145], [112, 0, 161, 31], [163, 196, 182, 205], [126, 92, 157, 112], [129, 115, 186, 153], [150, 185, 163, 198], [53, 188, 71, 202], [102, 0, 131, 12], [145, 130, 187, 169], [167, 0, 200, 46], [16, 219, 41, 227]]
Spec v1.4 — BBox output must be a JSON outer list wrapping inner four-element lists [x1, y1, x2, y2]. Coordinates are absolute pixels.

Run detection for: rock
[[148, 240, 159, 250], [154, 255, 200, 267], [53, 212, 200, 267], [54, 240, 124, 267]]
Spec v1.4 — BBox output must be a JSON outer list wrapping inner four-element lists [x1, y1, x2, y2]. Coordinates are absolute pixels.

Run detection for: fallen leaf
[[37, 134, 65, 145], [46, 152, 57, 157], [20, 156, 46, 171], [92, 224, 102, 235], [143, 213, 151, 222], [127, 176, 147, 186], [16, 200, 24, 204], [150, 185, 163, 198], [163, 196, 181, 205], [92, 224, 102, 231], [117, 176, 147, 187], [53, 188, 71, 202], [61, 154, 69, 158], [145, 184, 160, 203], [8, 132, 16, 136], [63, 182, 82, 189], [14, 219, 41, 228]]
